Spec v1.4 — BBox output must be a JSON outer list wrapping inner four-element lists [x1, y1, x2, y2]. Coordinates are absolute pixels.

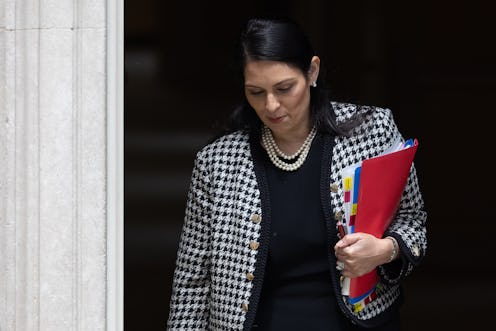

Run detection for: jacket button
[[246, 272, 254, 281], [242, 303, 248, 312], [413, 244, 420, 257], [335, 211, 343, 221], [249, 241, 260, 250], [330, 183, 339, 193], [250, 213, 261, 223]]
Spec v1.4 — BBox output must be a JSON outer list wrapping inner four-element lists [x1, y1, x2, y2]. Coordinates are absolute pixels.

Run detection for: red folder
[[349, 139, 419, 304]]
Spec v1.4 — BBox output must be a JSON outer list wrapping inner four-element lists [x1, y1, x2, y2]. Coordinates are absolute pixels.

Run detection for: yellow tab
[[351, 203, 357, 215], [353, 302, 363, 313], [344, 177, 352, 190]]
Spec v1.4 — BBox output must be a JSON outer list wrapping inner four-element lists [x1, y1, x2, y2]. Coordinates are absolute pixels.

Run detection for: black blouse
[[252, 133, 348, 330]]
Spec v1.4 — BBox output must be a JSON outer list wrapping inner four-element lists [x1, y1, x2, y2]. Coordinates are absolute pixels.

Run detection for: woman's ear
[[309, 56, 320, 85]]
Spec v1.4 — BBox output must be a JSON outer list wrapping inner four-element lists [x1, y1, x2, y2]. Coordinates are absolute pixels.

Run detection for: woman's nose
[[265, 93, 280, 112]]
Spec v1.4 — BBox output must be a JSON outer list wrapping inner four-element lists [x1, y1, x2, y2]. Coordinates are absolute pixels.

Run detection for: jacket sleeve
[[354, 106, 427, 285], [379, 152, 428, 284], [167, 151, 213, 330]]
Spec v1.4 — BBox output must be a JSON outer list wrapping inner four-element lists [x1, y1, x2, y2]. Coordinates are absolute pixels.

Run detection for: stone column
[[0, 1, 119, 330]]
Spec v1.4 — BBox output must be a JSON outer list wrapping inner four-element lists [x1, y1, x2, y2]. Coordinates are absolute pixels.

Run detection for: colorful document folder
[[340, 138, 418, 310]]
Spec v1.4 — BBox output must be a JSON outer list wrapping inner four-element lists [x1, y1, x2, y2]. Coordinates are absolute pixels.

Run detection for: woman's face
[[244, 60, 315, 139]]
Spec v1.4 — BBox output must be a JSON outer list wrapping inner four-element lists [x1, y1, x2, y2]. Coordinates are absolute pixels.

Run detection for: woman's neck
[[272, 126, 312, 155]]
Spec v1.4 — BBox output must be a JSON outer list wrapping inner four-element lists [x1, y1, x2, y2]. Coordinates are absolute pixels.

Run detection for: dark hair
[[221, 16, 355, 136]]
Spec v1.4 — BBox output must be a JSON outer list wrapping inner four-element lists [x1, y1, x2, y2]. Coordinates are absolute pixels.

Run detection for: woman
[[167, 16, 427, 330]]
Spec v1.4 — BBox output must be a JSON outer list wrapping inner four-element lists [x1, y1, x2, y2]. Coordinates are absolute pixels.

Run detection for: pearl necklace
[[261, 125, 317, 171]]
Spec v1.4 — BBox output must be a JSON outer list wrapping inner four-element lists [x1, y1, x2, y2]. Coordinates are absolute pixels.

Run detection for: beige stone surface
[[0, 1, 109, 330]]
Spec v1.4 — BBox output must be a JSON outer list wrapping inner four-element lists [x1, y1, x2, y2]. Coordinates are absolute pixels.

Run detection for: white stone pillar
[[0, 1, 121, 330]]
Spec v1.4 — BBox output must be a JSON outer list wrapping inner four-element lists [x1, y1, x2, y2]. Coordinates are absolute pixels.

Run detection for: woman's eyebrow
[[245, 78, 296, 88]]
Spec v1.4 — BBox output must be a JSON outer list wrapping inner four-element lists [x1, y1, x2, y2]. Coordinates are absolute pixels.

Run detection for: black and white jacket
[[167, 102, 427, 330]]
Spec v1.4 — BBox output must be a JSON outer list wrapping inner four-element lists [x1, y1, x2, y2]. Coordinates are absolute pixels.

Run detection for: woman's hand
[[334, 232, 392, 278]]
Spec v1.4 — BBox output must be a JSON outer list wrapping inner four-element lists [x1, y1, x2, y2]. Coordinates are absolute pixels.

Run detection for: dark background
[[124, 1, 495, 330]]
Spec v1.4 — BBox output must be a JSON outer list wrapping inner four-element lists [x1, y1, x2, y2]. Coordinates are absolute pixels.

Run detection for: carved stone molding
[[0, 1, 110, 330]]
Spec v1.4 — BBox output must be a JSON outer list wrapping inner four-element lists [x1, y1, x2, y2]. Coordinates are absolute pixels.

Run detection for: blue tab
[[403, 138, 414, 148], [353, 166, 361, 204]]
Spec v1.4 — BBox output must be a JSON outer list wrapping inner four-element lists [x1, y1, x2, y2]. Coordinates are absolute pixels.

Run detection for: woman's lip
[[268, 115, 285, 123]]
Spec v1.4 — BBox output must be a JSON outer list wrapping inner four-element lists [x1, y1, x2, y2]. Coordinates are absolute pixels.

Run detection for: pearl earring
[[312, 81, 317, 87]]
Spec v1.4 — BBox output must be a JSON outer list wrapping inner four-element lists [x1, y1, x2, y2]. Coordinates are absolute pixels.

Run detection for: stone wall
[[0, 1, 116, 330]]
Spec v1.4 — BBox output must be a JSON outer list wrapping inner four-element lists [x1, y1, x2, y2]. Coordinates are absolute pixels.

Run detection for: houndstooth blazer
[[167, 102, 427, 330]]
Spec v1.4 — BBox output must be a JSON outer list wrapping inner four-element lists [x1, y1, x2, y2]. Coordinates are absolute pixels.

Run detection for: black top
[[252, 133, 348, 330]]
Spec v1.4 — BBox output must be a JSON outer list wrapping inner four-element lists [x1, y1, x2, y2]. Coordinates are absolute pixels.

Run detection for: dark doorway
[[124, 1, 495, 330]]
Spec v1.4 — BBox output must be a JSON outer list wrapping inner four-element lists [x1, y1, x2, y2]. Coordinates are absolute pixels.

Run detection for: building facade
[[0, 1, 123, 330]]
